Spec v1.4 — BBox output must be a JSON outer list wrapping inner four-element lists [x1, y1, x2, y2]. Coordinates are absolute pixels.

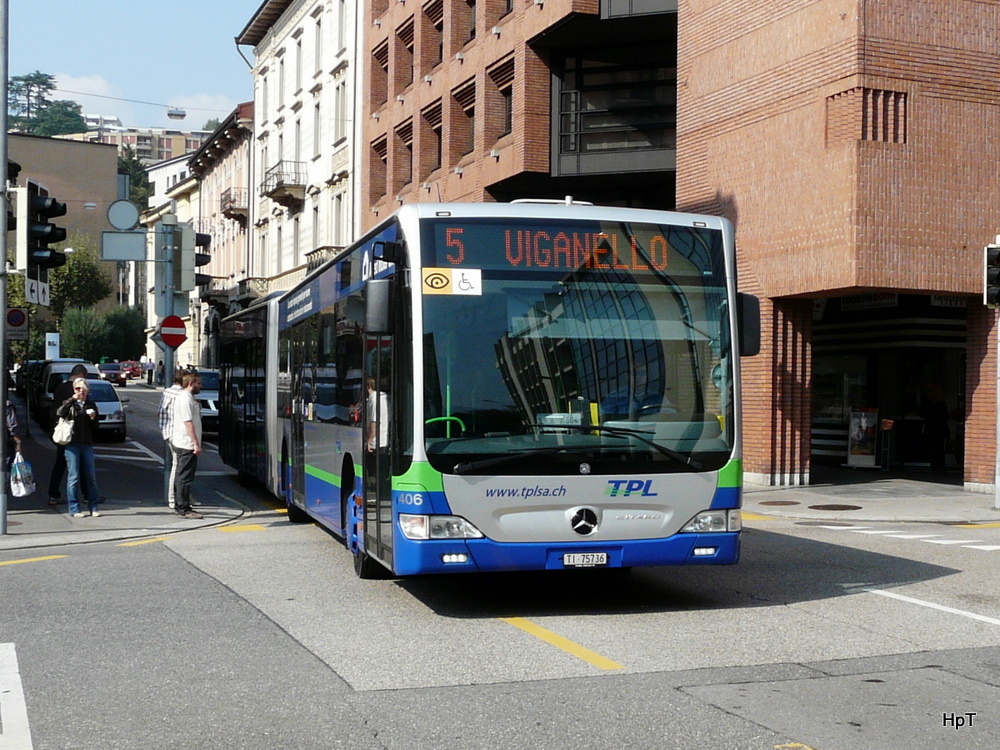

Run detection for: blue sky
[[8, 1, 255, 130]]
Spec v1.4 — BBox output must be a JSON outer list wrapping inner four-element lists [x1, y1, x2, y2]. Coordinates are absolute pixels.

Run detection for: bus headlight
[[681, 510, 741, 533], [399, 514, 484, 540]]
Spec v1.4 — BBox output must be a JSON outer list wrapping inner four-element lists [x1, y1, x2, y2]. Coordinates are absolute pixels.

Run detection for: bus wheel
[[353, 547, 382, 579], [286, 499, 310, 523]]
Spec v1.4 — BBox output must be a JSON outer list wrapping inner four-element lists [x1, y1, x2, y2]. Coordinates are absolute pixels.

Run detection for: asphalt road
[[2, 388, 999, 748]]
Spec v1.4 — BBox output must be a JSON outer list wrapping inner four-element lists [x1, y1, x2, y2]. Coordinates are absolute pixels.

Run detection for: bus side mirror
[[367, 278, 394, 335], [737, 292, 760, 357]]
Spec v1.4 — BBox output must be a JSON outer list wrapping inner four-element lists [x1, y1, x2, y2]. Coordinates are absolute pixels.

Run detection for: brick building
[[366, 0, 1000, 491]]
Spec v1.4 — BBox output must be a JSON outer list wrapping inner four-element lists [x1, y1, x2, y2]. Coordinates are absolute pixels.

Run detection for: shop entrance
[[810, 293, 967, 474]]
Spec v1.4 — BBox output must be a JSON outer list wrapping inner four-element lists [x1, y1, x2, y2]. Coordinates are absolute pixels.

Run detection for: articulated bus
[[220, 201, 759, 578]]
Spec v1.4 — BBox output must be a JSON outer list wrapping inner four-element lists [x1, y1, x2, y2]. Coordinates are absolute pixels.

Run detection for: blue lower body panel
[[391, 532, 740, 576]]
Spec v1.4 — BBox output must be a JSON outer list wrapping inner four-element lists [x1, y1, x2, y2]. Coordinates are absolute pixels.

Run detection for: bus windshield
[[419, 217, 734, 475]]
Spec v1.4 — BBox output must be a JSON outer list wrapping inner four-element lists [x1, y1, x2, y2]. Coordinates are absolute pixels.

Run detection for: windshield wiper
[[453, 446, 574, 475], [526, 424, 703, 471]]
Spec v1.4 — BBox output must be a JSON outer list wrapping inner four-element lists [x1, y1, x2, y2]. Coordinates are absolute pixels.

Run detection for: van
[[39, 360, 100, 428]]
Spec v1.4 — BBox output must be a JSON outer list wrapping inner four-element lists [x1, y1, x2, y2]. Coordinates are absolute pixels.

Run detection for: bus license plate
[[563, 552, 608, 568]]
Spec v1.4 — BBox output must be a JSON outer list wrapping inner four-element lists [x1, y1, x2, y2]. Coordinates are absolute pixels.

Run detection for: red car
[[121, 361, 144, 379]]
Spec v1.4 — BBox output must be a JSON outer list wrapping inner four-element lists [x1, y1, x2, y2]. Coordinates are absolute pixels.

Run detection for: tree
[[32, 99, 86, 136], [101, 307, 147, 361], [8, 71, 54, 126], [61, 307, 110, 363], [7, 71, 87, 135], [118, 145, 152, 208], [48, 233, 114, 321], [203, 118, 221, 132]]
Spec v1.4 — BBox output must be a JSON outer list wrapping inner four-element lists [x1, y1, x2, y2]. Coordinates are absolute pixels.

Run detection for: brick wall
[[678, 0, 1000, 484]]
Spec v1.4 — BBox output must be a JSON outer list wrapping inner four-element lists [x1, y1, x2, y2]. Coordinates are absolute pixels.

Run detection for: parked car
[[97, 362, 128, 387], [38, 360, 100, 428], [87, 379, 129, 442], [196, 369, 220, 432]]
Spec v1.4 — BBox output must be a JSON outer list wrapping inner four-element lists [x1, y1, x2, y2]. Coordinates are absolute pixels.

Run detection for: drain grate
[[808, 503, 862, 511], [758, 500, 801, 506]]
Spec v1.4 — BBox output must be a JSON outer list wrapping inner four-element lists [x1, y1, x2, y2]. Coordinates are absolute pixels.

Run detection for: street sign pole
[[2, 0, 12, 535]]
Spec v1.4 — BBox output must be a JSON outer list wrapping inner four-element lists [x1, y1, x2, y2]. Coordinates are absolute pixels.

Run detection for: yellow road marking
[[118, 537, 172, 547], [500, 616, 625, 671], [219, 524, 267, 533], [0, 555, 68, 566], [742, 512, 774, 521], [955, 522, 1000, 528]]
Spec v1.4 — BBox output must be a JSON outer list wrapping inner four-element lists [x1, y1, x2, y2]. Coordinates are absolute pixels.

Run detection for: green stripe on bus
[[717, 459, 741, 488], [305, 463, 342, 488], [396, 461, 444, 492]]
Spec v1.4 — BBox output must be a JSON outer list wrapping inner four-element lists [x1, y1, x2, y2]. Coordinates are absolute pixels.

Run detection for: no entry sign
[[159, 315, 187, 349]]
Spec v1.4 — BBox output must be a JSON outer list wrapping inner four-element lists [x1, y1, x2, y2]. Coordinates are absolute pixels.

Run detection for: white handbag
[[53, 417, 74, 445]]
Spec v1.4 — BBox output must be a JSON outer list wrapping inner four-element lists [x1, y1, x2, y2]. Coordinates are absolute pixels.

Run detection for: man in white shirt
[[171, 372, 203, 519], [158, 370, 185, 509]]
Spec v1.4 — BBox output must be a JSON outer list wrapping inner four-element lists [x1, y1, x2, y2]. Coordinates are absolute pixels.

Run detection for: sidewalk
[[744, 467, 1000, 524], [1, 386, 244, 552]]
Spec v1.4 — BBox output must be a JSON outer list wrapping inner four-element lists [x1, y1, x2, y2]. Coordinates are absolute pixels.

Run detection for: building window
[[422, 102, 443, 176], [488, 58, 515, 141], [394, 120, 414, 192], [559, 51, 676, 154], [314, 14, 323, 73], [396, 20, 414, 92], [334, 82, 347, 142], [452, 81, 476, 160], [371, 137, 388, 204], [423, 0, 444, 71], [338, 0, 347, 51], [466, 0, 477, 42], [314, 102, 322, 158], [372, 41, 389, 110]]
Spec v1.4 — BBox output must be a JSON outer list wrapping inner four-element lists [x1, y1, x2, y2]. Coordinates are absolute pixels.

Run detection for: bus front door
[[362, 335, 393, 569]]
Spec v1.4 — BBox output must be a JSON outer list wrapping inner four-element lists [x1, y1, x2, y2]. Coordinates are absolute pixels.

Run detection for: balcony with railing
[[305, 245, 344, 273], [221, 187, 249, 221], [261, 161, 306, 207], [237, 277, 270, 300]]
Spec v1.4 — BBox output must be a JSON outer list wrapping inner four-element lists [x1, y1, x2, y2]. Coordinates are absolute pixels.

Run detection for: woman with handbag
[[56, 378, 101, 518]]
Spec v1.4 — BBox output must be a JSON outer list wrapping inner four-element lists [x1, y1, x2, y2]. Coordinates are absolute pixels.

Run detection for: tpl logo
[[605, 479, 658, 497]]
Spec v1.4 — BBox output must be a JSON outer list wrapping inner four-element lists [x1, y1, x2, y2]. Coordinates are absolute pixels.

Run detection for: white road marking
[[0, 643, 34, 749], [867, 589, 1000, 627]]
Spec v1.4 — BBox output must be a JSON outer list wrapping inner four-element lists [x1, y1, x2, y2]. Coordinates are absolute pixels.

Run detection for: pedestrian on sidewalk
[[171, 371, 204, 519], [144, 356, 154, 385], [5, 397, 22, 472], [158, 369, 185, 510], [47, 364, 89, 506], [56, 377, 101, 518]]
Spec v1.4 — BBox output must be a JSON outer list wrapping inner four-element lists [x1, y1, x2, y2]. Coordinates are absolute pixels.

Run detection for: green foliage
[[203, 118, 221, 132], [48, 233, 114, 321], [118, 145, 152, 208], [8, 71, 86, 135], [32, 99, 87, 136], [61, 308, 111, 362], [101, 307, 147, 361]]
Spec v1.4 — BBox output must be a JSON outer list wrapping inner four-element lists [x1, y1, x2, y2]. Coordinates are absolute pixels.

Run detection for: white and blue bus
[[220, 200, 759, 578]]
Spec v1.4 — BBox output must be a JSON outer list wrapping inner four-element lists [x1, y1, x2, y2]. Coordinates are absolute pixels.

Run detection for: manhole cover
[[808, 504, 862, 511], [758, 500, 801, 506]]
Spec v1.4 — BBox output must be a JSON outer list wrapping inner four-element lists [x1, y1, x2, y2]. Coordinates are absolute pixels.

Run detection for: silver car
[[87, 379, 128, 442], [196, 369, 219, 433]]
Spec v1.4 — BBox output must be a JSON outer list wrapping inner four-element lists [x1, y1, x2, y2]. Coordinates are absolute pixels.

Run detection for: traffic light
[[174, 223, 211, 292], [6, 159, 21, 234], [16, 179, 68, 270], [985, 242, 1000, 308]]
